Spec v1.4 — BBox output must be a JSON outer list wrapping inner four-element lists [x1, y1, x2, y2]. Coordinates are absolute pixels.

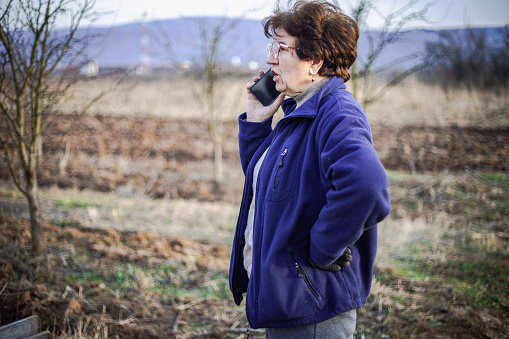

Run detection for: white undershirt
[[243, 148, 268, 278]]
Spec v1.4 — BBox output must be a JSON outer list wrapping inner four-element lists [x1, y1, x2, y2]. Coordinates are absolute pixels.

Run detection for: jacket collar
[[281, 77, 347, 118]]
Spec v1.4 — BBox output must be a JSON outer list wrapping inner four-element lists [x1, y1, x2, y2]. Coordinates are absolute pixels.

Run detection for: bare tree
[[0, 0, 108, 253], [338, 0, 450, 107], [422, 25, 509, 91], [153, 14, 245, 182]]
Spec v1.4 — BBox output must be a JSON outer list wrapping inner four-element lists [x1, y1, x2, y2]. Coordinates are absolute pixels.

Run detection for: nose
[[266, 53, 278, 65]]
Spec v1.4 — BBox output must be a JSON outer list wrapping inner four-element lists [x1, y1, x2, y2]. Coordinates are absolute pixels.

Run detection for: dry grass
[[60, 74, 509, 128], [1, 169, 508, 338], [0, 185, 239, 245], [360, 78, 509, 128], [61, 75, 248, 121], [0, 215, 244, 338], [357, 171, 509, 338], [2, 169, 508, 338]]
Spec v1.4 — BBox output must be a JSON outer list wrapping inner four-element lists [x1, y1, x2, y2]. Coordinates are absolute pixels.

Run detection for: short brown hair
[[263, 0, 359, 82]]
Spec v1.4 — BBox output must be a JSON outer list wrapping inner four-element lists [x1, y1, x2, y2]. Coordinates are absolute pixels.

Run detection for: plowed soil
[[1, 114, 508, 202]]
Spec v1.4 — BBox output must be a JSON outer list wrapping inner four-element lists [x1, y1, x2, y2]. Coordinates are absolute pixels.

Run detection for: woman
[[229, 0, 391, 337]]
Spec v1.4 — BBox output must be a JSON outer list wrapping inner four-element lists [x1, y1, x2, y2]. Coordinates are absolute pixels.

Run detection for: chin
[[275, 83, 286, 93]]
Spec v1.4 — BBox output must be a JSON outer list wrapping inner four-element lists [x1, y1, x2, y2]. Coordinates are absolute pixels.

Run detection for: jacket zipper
[[248, 114, 314, 325], [273, 147, 288, 189], [290, 251, 322, 301], [250, 121, 284, 327]]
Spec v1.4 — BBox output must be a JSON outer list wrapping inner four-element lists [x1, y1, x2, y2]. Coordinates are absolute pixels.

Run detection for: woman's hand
[[308, 248, 352, 272], [246, 70, 285, 122]]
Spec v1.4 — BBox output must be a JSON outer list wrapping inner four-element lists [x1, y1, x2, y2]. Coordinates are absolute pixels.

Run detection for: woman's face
[[267, 28, 316, 97]]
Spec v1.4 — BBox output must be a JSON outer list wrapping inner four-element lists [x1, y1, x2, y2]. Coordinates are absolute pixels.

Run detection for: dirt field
[[2, 114, 507, 202], [0, 114, 508, 338]]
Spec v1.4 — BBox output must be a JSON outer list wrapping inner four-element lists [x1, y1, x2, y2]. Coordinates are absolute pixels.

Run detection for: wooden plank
[[0, 315, 40, 339], [25, 330, 51, 339]]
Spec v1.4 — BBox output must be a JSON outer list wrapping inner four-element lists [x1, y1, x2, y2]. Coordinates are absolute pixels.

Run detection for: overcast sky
[[83, 0, 508, 29]]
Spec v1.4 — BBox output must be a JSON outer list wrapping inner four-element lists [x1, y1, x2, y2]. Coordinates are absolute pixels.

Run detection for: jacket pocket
[[265, 145, 296, 202], [253, 250, 324, 325], [273, 147, 288, 189], [290, 250, 322, 302]]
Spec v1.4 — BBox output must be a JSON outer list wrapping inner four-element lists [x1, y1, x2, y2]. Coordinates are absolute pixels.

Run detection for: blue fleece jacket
[[229, 76, 391, 329]]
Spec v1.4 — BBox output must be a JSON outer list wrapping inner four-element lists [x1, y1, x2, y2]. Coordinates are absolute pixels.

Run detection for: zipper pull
[[295, 262, 304, 278], [279, 148, 288, 167]]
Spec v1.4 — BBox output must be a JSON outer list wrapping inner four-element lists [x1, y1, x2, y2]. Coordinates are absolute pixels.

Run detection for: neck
[[294, 77, 330, 108]]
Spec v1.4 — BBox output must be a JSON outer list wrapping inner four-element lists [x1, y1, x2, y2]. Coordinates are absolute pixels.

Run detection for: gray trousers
[[265, 309, 357, 339]]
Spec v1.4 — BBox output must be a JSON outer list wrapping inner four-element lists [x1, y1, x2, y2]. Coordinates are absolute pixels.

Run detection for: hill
[[73, 18, 505, 71]]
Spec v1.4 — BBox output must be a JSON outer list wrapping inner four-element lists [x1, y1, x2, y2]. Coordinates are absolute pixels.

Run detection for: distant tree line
[[419, 25, 509, 92]]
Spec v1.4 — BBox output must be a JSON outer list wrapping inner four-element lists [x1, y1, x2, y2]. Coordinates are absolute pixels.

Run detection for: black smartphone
[[249, 68, 281, 106]]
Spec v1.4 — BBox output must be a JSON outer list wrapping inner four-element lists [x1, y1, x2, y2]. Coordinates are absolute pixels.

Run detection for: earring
[[311, 77, 315, 82]]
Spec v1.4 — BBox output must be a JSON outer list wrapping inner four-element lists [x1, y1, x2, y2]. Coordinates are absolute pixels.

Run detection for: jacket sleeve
[[309, 97, 391, 266], [238, 112, 273, 175]]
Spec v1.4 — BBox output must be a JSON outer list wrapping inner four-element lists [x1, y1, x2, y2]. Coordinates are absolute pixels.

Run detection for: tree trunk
[[206, 61, 223, 182], [213, 133, 223, 182], [27, 175, 44, 253], [352, 61, 358, 100]]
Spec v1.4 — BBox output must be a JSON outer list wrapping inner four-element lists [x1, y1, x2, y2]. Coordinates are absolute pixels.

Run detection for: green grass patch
[[387, 238, 508, 310]]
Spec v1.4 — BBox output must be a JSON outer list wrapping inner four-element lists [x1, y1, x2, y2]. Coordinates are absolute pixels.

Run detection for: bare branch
[[346, 0, 448, 107], [0, 0, 114, 252], [153, 12, 245, 181]]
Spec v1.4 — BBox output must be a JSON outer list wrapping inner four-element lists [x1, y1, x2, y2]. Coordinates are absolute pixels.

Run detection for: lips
[[272, 70, 279, 82]]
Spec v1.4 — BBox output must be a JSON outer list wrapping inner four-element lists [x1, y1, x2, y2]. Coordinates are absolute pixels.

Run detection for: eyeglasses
[[267, 42, 298, 59]]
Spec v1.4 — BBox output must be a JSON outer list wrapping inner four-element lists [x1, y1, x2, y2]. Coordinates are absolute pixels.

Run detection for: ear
[[310, 59, 324, 75]]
